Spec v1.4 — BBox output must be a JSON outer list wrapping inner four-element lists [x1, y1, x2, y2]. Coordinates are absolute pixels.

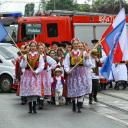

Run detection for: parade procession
[[0, 0, 128, 128], [4, 7, 126, 114]]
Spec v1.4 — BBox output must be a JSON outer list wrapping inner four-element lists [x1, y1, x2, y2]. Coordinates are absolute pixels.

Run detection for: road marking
[[106, 115, 128, 127]]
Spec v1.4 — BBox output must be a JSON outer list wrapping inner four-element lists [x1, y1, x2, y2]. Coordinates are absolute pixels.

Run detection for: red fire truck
[[16, 10, 128, 47]]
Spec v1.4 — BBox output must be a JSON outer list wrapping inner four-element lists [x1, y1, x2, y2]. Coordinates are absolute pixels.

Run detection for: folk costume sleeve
[[47, 56, 57, 71], [20, 55, 27, 68], [83, 51, 93, 67], [35, 55, 45, 74], [64, 53, 70, 73]]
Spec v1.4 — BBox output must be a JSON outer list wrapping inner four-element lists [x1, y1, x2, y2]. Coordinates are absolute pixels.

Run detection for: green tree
[[92, 0, 128, 14], [24, 3, 35, 16], [77, 3, 91, 12], [45, 0, 78, 11]]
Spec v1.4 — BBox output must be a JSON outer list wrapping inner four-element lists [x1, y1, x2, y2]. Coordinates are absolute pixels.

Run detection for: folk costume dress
[[41, 54, 57, 96], [20, 51, 44, 97], [64, 49, 90, 98]]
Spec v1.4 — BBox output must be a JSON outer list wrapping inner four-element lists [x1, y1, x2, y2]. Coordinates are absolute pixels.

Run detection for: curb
[[98, 100, 128, 114], [100, 92, 128, 101]]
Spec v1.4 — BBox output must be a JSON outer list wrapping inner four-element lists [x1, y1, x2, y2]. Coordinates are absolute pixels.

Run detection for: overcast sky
[[0, 0, 88, 14]]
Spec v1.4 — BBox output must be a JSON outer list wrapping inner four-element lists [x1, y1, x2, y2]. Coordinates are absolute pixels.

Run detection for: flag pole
[[68, 38, 105, 74], [7, 33, 36, 76]]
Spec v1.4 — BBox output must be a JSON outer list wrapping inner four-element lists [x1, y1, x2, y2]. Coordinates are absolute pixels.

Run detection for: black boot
[[94, 97, 98, 102], [122, 82, 127, 90], [28, 102, 32, 113], [93, 92, 98, 102], [89, 94, 92, 104], [72, 100, 76, 112], [39, 99, 44, 110], [51, 97, 55, 105], [77, 102, 82, 113], [65, 98, 69, 105], [21, 96, 26, 105], [33, 101, 37, 113], [114, 82, 119, 90]]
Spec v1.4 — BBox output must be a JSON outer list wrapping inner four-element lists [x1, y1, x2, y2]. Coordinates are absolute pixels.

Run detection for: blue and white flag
[[0, 23, 8, 42], [100, 19, 125, 80]]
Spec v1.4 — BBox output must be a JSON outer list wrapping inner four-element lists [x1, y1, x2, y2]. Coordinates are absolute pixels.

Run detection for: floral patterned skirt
[[20, 70, 43, 96], [41, 70, 51, 96], [67, 66, 91, 98]]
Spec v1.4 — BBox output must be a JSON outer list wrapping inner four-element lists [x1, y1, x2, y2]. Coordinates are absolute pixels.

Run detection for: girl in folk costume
[[20, 41, 44, 113], [64, 39, 91, 113], [82, 43, 93, 105], [14, 45, 30, 105], [56, 47, 65, 76], [63, 42, 72, 105], [15, 51, 27, 105], [51, 68, 65, 106], [38, 44, 57, 109]]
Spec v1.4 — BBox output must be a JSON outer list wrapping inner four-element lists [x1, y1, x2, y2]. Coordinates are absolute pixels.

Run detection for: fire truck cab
[[17, 16, 73, 47]]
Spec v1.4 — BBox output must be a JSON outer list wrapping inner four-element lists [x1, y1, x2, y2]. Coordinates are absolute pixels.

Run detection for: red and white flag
[[101, 8, 128, 63]]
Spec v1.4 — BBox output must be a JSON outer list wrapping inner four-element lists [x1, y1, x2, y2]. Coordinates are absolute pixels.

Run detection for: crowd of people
[[13, 38, 128, 114]]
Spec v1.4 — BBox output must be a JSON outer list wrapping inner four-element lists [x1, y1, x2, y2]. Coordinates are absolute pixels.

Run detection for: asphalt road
[[0, 93, 127, 128]]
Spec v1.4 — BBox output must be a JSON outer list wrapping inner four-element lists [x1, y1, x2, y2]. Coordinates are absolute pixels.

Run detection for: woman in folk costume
[[64, 38, 91, 113], [38, 44, 57, 108], [20, 41, 44, 113]]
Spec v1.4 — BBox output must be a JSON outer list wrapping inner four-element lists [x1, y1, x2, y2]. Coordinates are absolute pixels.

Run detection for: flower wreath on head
[[71, 37, 80, 44]]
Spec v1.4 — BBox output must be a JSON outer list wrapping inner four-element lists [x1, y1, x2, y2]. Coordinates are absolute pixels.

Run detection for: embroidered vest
[[70, 51, 84, 67], [51, 77, 64, 90], [26, 53, 40, 70]]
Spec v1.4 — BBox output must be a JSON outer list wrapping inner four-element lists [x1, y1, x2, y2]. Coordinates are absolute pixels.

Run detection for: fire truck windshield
[[21, 23, 42, 42]]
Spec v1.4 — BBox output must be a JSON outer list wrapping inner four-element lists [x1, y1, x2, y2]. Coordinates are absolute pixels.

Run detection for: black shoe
[[77, 102, 82, 113], [21, 96, 27, 105], [38, 100, 44, 110], [89, 100, 92, 104], [28, 102, 32, 113], [21, 102, 26, 105], [89, 94, 92, 104], [94, 97, 98, 102], [33, 101, 37, 113], [72, 100, 76, 112]]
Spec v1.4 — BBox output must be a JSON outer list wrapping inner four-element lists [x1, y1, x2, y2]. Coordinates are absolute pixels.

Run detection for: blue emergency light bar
[[2, 12, 22, 17]]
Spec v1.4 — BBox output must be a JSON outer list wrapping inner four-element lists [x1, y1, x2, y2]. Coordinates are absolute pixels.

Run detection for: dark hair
[[29, 41, 37, 47], [52, 42, 58, 46], [17, 51, 21, 56], [57, 47, 63, 53], [91, 39, 98, 44], [45, 43, 50, 47], [49, 50, 56, 55]]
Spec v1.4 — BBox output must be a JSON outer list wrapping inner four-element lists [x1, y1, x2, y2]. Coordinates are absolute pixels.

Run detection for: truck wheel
[[0, 75, 13, 92]]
